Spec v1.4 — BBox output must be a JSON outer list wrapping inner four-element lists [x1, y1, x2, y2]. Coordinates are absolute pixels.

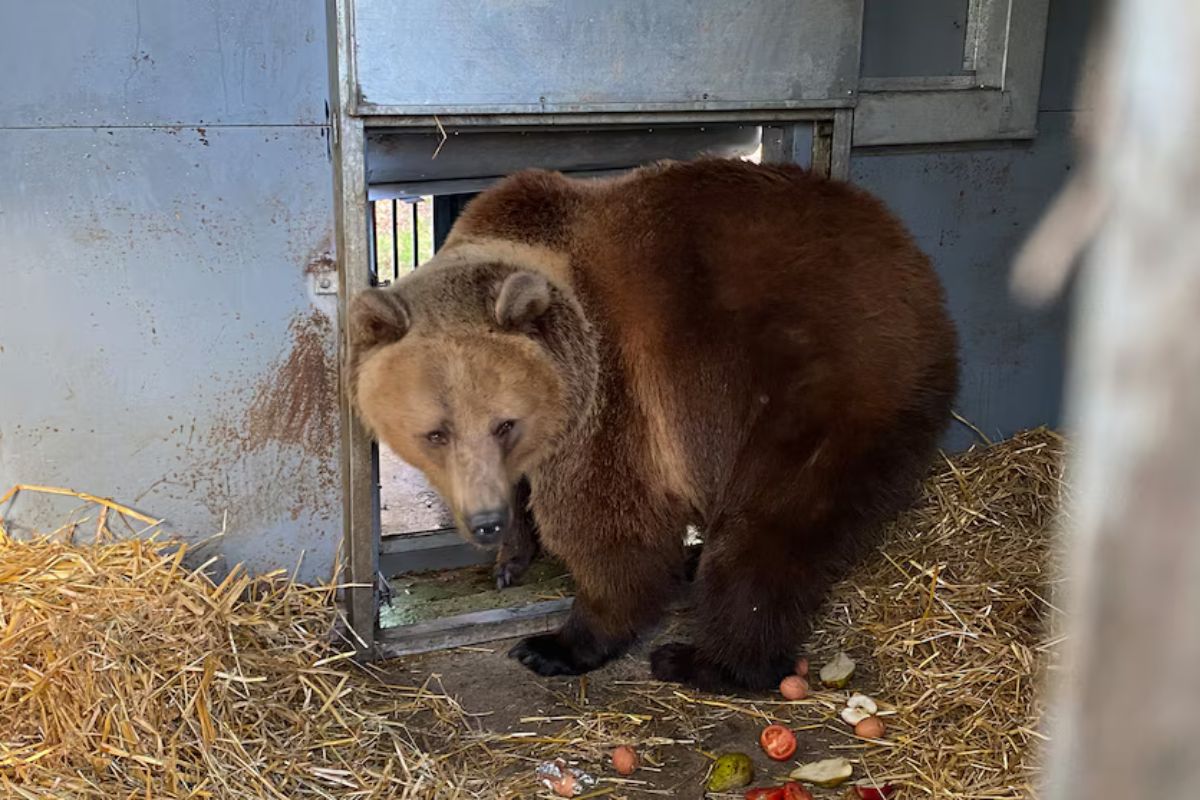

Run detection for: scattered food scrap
[[789, 757, 855, 788], [819, 652, 856, 689], [707, 752, 755, 792]]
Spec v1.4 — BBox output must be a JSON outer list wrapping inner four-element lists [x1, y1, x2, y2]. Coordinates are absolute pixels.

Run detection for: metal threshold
[[374, 597, 573, 658]]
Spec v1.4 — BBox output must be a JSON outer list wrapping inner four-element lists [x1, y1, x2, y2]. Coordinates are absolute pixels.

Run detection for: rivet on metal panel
[[313, 273, 339, 295]]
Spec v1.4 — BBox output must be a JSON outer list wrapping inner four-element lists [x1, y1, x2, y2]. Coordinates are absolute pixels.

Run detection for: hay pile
[[812, 427, 1066, 798], [0, 490, 487, 798], [0, 428, 1066, 799]]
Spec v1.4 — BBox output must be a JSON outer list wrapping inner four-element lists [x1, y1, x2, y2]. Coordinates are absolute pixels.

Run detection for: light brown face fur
[[355, 331, 568, 542]]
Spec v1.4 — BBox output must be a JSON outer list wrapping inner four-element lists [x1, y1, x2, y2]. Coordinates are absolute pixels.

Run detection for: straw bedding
[[0, 428, 1065, 798]]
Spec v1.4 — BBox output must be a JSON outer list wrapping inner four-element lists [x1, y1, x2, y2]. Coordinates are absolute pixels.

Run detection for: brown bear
[[350, 158, 958, 691]]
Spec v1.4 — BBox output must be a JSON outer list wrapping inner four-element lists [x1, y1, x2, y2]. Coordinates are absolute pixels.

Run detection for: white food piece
[[789, 756, 854, 788], [846, 693, 878, 713], [841, 706, 873, 726], [840, 692, 879, 726], [819, 651, 856, 688]]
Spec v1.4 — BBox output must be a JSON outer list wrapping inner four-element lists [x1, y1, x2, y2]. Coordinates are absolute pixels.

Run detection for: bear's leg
[[651, 388, 951, 691], [509, 540, 685, 677], [649, 514, 826, 691], [494, 478, 541, 589]]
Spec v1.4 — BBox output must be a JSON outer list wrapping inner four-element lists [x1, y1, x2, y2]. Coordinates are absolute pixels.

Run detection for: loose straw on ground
[[0, 428, 1065, 798]]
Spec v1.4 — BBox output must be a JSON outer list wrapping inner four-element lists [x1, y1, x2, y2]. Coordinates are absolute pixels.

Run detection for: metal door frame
[[327, 0, 854, 655]]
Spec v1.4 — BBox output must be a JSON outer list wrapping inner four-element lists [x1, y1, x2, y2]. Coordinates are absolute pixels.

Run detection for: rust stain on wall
[[304, 229, 337, 275], [244, 311, 337, 455], [187, 309, 341, 525]]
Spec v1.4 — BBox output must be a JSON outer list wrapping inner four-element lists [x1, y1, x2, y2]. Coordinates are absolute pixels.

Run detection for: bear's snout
[[466, 507, 510, 546]]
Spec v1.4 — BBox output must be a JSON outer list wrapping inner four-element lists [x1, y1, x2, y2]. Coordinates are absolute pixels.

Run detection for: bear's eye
[[425, 430, 449, 446], [493, 420, 516, 438]]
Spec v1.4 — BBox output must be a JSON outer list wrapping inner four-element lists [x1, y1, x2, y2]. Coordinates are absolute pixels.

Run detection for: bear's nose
[[467, 509, 508, 544]]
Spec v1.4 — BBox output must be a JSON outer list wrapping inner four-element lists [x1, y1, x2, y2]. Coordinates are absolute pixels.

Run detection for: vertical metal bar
[[411, 200, 420, 268], [328, 0, 378, 656], [366, 200, 378, 285], [810, 120, 833, 178], [390, 198, 399, 282], [433, 195, 455, 252], [963, 0, 986, 71], [829, 108, 854, 182]]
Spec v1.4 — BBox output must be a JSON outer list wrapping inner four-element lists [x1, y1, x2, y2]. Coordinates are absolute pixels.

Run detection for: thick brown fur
[[349, 158, 959, 691]]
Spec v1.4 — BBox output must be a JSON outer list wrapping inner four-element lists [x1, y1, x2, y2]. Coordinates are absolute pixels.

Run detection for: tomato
[[759, 724, 798, 761], [746, 783, 811, 800], [782, 781, 814, 800], [744, 788, 785, 800]]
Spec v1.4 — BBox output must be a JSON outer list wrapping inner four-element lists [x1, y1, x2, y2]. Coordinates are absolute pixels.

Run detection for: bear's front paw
[[508, 634, 586, 677], [649, 641, 699, 684], [494, 551, 534, 590]]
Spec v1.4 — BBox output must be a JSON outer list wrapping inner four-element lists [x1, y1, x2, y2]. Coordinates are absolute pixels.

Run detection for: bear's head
[[349, 262, 595, 547]]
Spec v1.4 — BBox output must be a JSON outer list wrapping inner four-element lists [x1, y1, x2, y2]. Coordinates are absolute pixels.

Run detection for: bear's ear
[[494, 270, 551, 330], [350, 288, 410, 350]]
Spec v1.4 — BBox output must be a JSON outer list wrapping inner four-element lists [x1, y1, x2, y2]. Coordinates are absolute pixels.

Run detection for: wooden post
[[1014, 2, 1200, 797]]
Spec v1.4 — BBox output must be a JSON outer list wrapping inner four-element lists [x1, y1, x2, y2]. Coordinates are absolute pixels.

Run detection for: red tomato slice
[[744, 788, 785, 800], [783, 781, 815, 800], [759, 724, 798, 761]]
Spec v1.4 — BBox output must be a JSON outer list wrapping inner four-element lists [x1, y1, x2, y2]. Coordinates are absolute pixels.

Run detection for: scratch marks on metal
[[244, 311, 337, 456], [184, 310, 339, 526]]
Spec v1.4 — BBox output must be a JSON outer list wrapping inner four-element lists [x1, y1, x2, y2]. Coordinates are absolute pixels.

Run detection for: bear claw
[[494, 554, 534, 589], [494, 563, 518, 590], [494, 540, 537, 590], [508, 634, 585, 677]]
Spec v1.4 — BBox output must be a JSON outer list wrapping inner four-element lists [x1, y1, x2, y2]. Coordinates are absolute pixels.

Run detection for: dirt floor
[[366, 429, 1065, 799], [380, 443, 454, 535], [381, 587, 882, 799]]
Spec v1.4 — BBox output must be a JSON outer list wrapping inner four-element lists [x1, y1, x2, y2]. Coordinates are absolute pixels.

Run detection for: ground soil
[[380, 444, 454, 535], [382, 607, 862, 799]]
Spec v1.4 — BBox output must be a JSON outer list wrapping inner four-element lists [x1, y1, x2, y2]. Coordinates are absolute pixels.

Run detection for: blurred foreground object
[[1017, 2, 1200, 799]]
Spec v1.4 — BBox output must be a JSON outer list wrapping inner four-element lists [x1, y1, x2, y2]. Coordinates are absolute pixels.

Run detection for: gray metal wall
[[854, 0, 1095, 451], [0, 1, 340, 581], [0, 0, 1094, 580]]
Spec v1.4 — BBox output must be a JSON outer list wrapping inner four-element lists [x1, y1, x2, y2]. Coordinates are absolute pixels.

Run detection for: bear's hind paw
[[652, 641, 794, 692], [649, 642, 701, 684], [508, 634, 586, 677], [651, 642, 764, 692]]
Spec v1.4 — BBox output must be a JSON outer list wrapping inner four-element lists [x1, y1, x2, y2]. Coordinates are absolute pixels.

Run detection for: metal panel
[[861, 0, 972, 79], [0, 126, 341, 583], [855, 88, 1039, 144], [1038, 0, 1102, 112], [351, 0, 862, 114], [851, 112, 1078, 451], [0, 0, 329, 127], [853, 0, 1052, 145]]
